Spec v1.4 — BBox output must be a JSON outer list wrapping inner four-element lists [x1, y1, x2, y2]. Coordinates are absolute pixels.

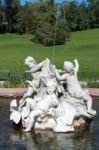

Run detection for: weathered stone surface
[[10, 57, 96, 132]]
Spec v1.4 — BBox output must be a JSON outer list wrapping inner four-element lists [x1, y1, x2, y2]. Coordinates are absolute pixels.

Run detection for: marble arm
[[26, 60, 45, 73], [55, 69, 66, 81], [74, 59, 79, 73], [45, 58, 56, 76], [35, 60, 46, 71], [58, 69, 65, 73], [45, 58, 51, 70]]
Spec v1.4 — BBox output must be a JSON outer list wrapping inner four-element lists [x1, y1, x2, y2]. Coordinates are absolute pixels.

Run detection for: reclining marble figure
[[10, 56, 96, 132]]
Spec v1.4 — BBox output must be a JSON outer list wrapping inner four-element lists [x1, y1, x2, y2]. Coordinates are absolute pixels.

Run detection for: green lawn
[[0, 29, 99, 80]]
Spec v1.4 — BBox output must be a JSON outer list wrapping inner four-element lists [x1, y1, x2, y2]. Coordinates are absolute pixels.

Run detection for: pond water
[[0, 97, 99, 150]]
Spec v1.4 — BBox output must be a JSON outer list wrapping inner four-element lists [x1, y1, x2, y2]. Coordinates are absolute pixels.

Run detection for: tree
[[63, 1, 79, 31], [3, 0, 20, 32], [87, 0, 96, 7], [18, 2, 34, 33], [0, 0, 2, 21], [62, 0, 99, 31], [94, 0, 99, 27], [32, 1, 70, 46], [87, 0, 96, 28], [77, 2, 89, 30], [0, 0, 3, 32]]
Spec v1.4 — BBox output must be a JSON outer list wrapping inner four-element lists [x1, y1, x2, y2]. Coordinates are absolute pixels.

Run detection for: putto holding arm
[[19, 56, 46, 107], [10, 56, 96, 133], [55, 59, 96, 116]]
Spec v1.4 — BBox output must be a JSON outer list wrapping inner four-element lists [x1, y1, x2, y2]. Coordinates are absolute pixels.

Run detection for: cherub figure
[[19, 56, 46, 108], [19, 57, 58, 117], [24, 79, 59, 132], [55, 59, 96, 116]]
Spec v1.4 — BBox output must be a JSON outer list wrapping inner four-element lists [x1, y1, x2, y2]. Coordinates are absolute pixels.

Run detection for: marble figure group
[[10, 56, 96, 132]]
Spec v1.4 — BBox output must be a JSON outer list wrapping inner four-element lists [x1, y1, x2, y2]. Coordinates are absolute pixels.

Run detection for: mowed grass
[[0, 29, 99, 80]]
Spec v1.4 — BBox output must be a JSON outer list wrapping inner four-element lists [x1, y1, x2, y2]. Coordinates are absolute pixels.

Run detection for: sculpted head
[[25, 56, 37, 68], [46, 79, 57, 95], [63, 61, 74, 73]]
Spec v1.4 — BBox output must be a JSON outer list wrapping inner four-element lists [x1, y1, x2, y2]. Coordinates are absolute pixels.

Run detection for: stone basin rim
[[0, 88, 27, 97], [0, 88, 99, 97]]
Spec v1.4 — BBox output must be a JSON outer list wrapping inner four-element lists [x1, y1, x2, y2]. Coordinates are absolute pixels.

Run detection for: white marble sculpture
[[10, 56, 96, 132]]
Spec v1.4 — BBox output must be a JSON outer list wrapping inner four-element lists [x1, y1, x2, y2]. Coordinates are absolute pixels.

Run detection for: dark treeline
[[63, 0, 99, 31], [0, 0, 99, 45]]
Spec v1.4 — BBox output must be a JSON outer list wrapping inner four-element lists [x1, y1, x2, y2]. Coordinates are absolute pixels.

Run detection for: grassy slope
[[0, 29, 99, 80]]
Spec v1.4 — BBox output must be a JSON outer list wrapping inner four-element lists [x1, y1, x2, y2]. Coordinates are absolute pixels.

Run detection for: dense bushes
[[3, 76, 25, 88], [87, 81, 99, 88], [32, 1, 70, 46]]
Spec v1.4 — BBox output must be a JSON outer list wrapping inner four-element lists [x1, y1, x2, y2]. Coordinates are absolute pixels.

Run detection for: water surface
[[0, 97, 99, 150]]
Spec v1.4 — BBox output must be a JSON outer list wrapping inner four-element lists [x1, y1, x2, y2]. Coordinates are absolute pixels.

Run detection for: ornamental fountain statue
[[10, 56, 96, 132]]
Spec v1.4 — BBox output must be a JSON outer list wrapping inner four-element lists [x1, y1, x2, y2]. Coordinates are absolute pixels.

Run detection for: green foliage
[[0, 0, 2, 22], [18, 3, 34, 33], [94, 0, 99, 27], [0, 0, 3, 33], [3, 76, 25, 88], [3, 0, 21, 33], [32, 1, 69, 46], [0, 70, 10, 81], [64, 1, 79, 31], [87, 81, 99, 88], [0, 0, 99, 35], [63, 0, 99, 31]]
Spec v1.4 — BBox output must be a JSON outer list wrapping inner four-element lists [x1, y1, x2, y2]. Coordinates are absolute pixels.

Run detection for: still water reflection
[[0, 97, 99, 150]]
